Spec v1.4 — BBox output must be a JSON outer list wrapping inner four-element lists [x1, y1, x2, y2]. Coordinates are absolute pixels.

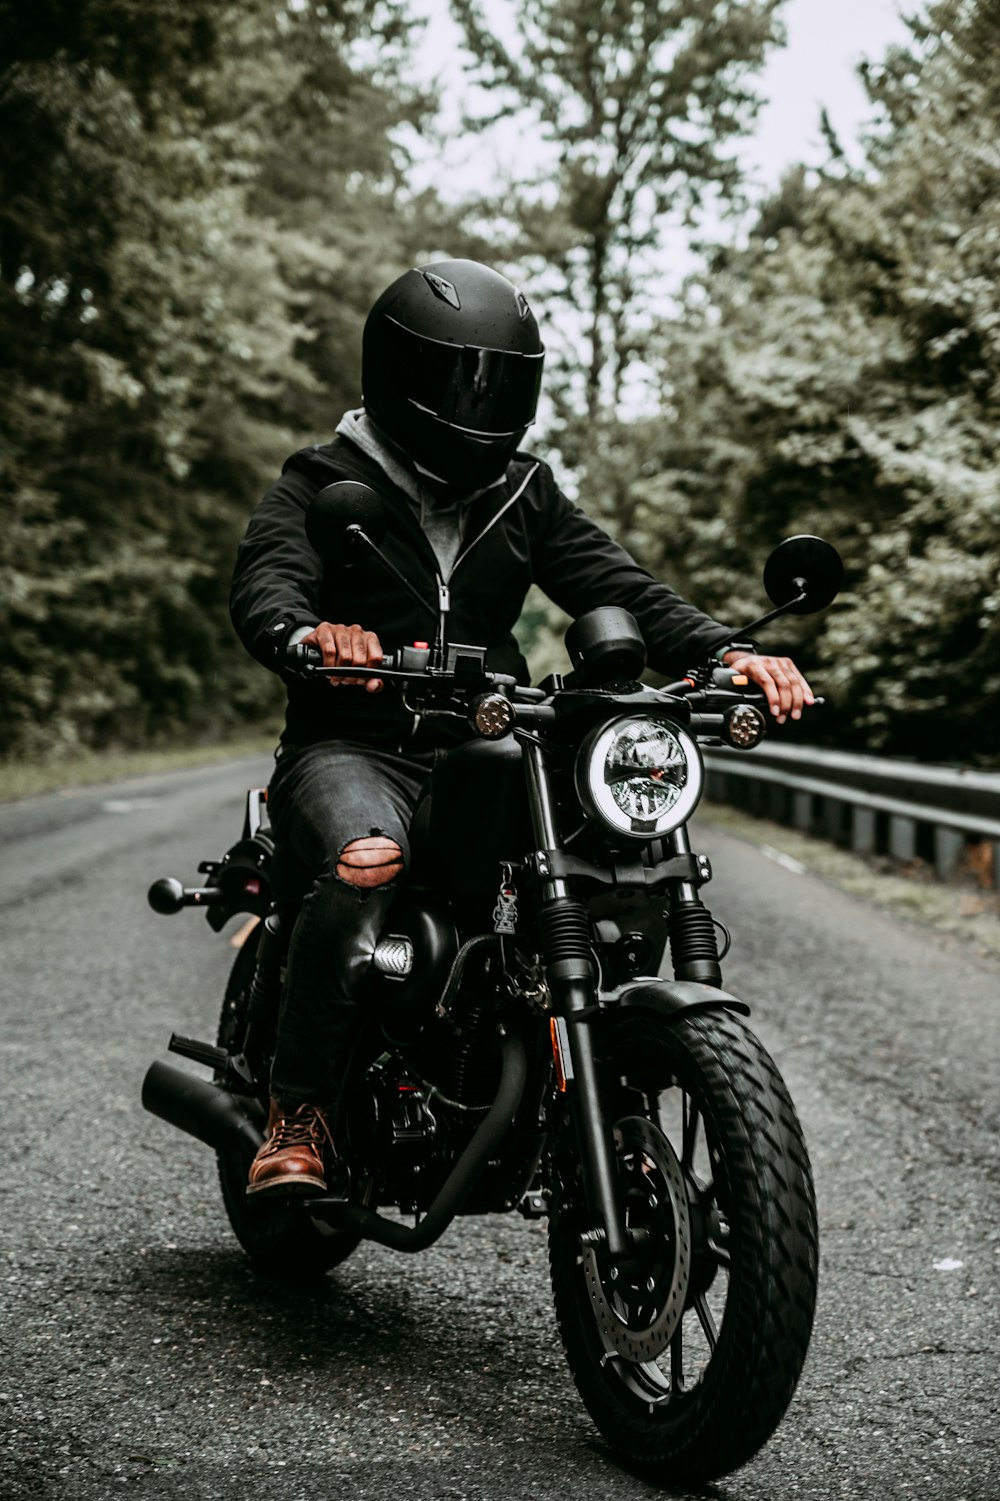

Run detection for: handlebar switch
[[397, 643, 432, 672], [287, 642, 323, 669], [711, 665, 754, 689], [444, 641, 489, 680]]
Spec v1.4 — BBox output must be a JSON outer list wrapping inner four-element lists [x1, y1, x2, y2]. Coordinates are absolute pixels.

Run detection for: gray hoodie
[[334, 408, 503, 580]]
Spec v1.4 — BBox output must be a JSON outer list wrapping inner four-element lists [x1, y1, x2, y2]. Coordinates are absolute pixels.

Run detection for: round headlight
[[575, 714, 703, 839]]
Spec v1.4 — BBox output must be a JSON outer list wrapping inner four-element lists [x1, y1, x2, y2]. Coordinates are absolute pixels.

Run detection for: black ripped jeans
[[266, 739, 436, 1114]]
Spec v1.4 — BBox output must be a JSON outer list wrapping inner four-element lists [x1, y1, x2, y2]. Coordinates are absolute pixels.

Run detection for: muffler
[[142, 1061, 264, 1156], [142, 1032, 527, 1255]]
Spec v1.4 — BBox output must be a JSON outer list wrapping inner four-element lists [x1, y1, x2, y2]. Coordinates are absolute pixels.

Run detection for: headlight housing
[[575, 714, 703, 840]]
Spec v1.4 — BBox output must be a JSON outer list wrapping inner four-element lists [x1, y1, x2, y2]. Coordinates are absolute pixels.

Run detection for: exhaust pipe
[[307, 1030, 528, 1253], [142, 1061, 264, 1156], [142, 1031, 528, 1254]]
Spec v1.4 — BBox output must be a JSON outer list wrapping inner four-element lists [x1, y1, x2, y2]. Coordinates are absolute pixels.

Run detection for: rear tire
[[549, 1008, 817, 1484], [214, 923, 363, 1276]]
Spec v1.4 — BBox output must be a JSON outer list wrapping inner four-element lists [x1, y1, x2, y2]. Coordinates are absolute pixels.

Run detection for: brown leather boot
[[246, 1099, 334, 1197]]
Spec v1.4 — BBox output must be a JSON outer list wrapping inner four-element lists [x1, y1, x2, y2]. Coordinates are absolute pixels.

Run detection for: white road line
[[760, 845, 807, 875]]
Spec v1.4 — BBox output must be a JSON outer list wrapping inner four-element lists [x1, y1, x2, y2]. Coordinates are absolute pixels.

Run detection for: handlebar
[[286, 639, 539, 702], [285, 642, 819, 744]]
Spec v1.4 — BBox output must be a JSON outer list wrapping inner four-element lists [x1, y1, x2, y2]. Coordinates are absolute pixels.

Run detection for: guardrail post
[[933, 827, 965, 881], [822, 799, 846, 845], [888, 814, 917, 863], [793, 790, 812, 831], [851, 806, 877, 855]]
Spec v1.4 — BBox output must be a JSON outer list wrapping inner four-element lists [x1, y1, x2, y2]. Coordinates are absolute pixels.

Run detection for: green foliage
[[450, 0, 784, 438], [4, 0, 994, 770], [0, 0, 439, 759], [636, 0, 1000, 760]]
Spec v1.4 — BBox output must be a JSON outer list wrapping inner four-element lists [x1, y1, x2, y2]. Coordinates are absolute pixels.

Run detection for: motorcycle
[[142, 483, 842, 1484]]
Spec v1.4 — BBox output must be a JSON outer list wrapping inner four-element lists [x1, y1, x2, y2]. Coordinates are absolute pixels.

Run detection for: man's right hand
[[301, 622, 384, 693]]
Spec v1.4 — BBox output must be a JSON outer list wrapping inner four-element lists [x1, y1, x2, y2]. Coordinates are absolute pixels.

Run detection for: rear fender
[[605, 977, 750, 1020]]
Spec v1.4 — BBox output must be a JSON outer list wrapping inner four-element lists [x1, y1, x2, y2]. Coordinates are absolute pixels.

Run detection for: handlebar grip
[[285, 641, 422, 674], [711, 665, 766, 693], [287, 642, 324, 668]]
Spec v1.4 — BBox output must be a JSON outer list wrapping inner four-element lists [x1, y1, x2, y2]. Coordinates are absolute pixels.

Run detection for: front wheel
[[549, 1009, 818, 1484]]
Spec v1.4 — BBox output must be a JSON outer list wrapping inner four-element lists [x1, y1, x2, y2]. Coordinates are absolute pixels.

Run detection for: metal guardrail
[[701, 743, 1000, 885]]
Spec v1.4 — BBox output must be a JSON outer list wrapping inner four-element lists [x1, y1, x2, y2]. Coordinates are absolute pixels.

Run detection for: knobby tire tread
[[549, 1009, 818, 1484]]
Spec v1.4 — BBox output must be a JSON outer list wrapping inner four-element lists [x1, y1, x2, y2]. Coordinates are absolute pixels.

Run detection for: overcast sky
[[410, 0, 913, 194], [738, 0, 911, 185]]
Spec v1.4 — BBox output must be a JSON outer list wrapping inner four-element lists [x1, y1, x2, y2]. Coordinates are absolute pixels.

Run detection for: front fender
[[603, 977, 750, 1020]]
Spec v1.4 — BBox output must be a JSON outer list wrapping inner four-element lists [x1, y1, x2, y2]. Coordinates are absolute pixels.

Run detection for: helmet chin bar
[[398, 413, 525, 494], [412, 459, 450, 486]]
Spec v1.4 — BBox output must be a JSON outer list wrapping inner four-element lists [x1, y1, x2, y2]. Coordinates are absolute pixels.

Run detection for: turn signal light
[[470, 692, 515, 738], [723, 702, 766, 749]]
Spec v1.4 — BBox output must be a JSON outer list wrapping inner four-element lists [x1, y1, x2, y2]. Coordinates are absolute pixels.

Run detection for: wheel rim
[[582, 1116, 691, 1362], [588, 1079, 734, 1406]]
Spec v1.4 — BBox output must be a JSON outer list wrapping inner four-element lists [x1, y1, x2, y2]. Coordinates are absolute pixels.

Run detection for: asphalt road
[[1, 756, 997, 1500]]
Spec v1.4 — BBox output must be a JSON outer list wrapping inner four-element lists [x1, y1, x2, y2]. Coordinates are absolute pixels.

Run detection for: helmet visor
[[385, 318, 544, 436]]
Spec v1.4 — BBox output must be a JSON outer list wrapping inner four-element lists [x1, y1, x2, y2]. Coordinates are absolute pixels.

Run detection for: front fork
[[522, 741, 721, 1259], [522, 741, 628, 1256]]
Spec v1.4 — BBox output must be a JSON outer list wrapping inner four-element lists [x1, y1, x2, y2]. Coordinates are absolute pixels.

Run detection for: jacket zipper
[[433, 462, 539, 612], [450, 463, 539, 578]]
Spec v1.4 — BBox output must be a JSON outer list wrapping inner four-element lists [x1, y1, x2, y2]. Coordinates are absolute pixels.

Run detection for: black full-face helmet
[[362, 259, 545, 493]]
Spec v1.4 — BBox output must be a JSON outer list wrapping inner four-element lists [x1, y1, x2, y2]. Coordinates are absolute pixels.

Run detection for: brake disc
[[582, 1115, 692, 1362]]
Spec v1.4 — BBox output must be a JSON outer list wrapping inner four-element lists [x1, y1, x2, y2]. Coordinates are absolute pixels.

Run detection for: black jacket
[[230, 437, 733, 748]]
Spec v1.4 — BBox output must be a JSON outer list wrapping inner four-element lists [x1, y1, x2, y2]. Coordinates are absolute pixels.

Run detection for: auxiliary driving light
[[724, 702, 766, 749], [470, 692, 515, 738]]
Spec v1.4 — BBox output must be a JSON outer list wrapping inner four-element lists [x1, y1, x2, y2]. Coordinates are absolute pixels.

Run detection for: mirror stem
[[716, 588, 808, 651], [345, 525, 439, 626]]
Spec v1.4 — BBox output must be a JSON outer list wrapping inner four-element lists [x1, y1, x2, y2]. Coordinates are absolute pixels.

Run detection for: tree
[[0, 1, 443, 758], [638, 0, 1000, 761], [450, 0, 784, 442]]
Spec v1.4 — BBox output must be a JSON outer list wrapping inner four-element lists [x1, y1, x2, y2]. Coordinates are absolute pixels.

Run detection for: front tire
[[549, 1008, 818, 1484], [214, 923, 363, 1276]]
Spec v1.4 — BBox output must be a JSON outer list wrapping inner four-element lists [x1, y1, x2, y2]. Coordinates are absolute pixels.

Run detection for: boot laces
[[266, 1104, 333, 1153]]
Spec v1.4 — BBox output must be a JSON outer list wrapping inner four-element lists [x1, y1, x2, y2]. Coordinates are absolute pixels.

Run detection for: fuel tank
[[411, 736, 534, 916]]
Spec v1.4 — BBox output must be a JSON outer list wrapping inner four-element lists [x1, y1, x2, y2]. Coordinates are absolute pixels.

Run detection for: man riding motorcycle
[[229, 258, 814, 1204]]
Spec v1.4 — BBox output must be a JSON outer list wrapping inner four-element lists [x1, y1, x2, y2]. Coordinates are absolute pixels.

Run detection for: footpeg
[[169, 1033, 229, 1070], [168, 1033, 255, 1088]]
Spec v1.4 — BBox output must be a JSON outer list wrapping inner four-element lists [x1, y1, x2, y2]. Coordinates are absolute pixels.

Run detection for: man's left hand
[[722, 652, 814, 724]]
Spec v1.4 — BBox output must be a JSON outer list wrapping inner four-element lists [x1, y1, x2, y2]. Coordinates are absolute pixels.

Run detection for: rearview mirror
[[305, 481, 387, 558], [763, 535, 843, 616]]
